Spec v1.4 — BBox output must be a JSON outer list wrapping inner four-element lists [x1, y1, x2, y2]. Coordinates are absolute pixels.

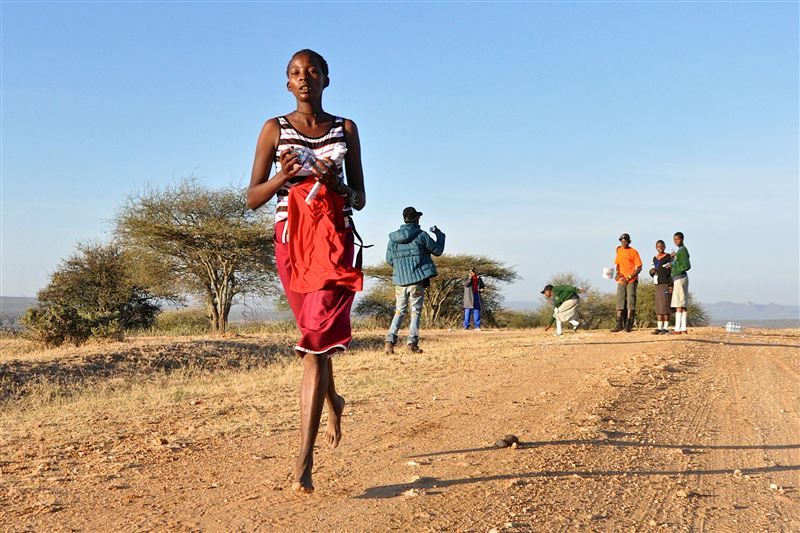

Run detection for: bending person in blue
[[384, 207, 445, 354]]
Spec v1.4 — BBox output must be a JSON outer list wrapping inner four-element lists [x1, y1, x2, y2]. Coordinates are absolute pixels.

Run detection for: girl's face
[[286, 53, 327, 101], [673, 235, 683, 247], [656, 242, 665, 254]]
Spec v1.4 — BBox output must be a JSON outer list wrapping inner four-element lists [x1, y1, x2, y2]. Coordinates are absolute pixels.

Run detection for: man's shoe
[[625, 318, 634, 332], [611, 317, 625, 332], [408, 343, 423, 354], [651, 328, 661, 335], [658, 329, 670, 335], [384, 341, 395, 354]]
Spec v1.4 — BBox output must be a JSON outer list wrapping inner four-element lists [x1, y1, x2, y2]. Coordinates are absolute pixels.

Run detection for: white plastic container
[[305, 145, 348, 204], [725, 321, 743, 333]]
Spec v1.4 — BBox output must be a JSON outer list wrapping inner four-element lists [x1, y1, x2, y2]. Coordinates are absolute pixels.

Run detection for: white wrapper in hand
[[291, 146, 317, 176], [305, 145, 349, 204]]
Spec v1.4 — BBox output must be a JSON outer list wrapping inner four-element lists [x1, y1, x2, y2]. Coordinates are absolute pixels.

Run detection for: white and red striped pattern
[[274, 116, 349, 223]]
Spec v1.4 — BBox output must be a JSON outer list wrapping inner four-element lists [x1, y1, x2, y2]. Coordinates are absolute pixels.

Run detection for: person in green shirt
[[668, 232, 691, 334], [542, 284, 587, 336]]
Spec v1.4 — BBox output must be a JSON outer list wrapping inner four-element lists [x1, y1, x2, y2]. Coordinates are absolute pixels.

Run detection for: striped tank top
[[273, 115, 350, 224]]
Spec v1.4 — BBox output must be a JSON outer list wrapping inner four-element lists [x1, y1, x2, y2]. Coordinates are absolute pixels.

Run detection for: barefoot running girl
[[247, 49, 366, 494]]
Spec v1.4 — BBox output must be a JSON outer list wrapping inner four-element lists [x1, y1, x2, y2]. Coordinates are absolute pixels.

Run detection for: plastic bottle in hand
[[430, 225, 439, 233], [304, 145, 348, 204]]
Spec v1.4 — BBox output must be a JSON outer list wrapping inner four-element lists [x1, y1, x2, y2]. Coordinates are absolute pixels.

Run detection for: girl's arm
[[340, 119, 366, 210], [246, 119, 298, 210]]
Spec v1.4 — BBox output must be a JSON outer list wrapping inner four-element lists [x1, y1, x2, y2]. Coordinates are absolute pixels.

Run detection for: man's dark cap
[[403, 206, 423, 219], [619, 233, 631, 242], [541, 284, 554, 294]]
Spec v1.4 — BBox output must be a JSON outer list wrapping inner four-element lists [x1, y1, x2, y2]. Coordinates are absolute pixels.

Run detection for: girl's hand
[[279, 149, 302, 178], [312, 157, 339, 188]]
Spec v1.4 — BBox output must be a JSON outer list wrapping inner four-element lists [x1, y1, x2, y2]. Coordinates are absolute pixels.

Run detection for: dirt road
[[2, 328, 798, 531]]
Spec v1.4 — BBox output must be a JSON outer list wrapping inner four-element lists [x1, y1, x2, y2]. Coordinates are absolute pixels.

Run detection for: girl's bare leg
[[324, 356, 345, 448], [293, 351, 329, 494]]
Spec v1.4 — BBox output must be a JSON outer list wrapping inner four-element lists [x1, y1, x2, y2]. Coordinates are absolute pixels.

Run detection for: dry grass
[[4, 327, 799, 531], [0, 336, 42, 359], [0, 330, 495, 469]]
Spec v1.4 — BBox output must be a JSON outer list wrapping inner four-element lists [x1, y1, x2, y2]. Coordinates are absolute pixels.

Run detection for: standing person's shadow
[[356, 439, 800, 499]]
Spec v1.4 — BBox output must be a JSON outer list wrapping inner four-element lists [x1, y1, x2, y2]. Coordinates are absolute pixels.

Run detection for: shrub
[[20, 304, 92, 347], [353, 285, 395, 325], [22, 242, 159, 347], [635, 281, 709, 328], [148, 308, 211, 336], [493, 309, 541, 329], [230, 319, 299, 335]]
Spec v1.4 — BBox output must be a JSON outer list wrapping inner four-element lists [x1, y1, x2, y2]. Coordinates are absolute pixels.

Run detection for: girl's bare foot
[[291, 480, 314, 495], [324, 394, 345, 448]]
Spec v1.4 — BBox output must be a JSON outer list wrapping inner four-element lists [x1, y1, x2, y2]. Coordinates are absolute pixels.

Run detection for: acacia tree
[[359, 254, 518, 328], [115, 179, 276, 334]]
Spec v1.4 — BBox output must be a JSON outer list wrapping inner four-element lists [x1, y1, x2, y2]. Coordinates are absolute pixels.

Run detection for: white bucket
[[602, 267, 614, 280]]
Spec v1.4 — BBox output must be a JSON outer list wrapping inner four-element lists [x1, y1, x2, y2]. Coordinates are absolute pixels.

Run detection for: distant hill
[[0, 296, 38, 330], [703, 301, 800, 323]]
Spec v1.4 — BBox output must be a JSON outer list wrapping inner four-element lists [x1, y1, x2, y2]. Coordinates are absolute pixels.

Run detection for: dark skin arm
[[325, 119, 365, 210], [248, 118, 365, 211], [246, 118, 302, 210]]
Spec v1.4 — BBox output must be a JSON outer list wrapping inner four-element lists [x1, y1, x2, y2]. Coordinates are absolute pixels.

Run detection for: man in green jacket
[[384, 207, 446, 353], [669, 232, 691, 334], [542, 284, 587, 336]]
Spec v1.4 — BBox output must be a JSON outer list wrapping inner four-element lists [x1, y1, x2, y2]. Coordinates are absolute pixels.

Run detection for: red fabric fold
[[286, 178, 363, 294]]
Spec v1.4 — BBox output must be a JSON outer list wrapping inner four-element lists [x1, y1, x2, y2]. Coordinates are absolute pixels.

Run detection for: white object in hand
[[602, 267, 614, 280], [305, 145, 348, 204], [292, 146, 317, 176]]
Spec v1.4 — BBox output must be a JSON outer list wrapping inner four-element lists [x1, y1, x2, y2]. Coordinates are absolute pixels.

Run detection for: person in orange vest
[[612, 233, 643, 332]]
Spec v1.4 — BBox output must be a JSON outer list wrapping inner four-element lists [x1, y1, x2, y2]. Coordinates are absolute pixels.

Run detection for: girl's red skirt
[[274, 219, 355, 355]]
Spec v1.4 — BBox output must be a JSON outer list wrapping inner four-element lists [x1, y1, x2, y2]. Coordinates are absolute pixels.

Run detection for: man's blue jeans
[[464, 308, 481, 329], [386, 283, 424, 345]]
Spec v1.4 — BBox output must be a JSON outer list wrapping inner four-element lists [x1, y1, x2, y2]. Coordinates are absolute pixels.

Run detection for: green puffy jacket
[[385, 224, 445, 286]]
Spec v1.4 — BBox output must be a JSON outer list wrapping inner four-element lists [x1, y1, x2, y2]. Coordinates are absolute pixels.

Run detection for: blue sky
[[2, 2, 798, 306]]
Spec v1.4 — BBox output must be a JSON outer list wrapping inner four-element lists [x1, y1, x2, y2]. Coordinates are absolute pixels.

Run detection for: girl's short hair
[[656, 239, 666, 246], [674, 231, 684, 240], [287, 49, 329, 78]]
